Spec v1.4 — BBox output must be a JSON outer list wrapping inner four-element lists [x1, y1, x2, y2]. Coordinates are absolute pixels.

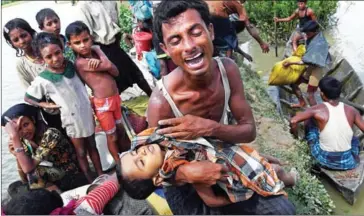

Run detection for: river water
[[238, 1, 364, 214], [1, 1, 364, 214]]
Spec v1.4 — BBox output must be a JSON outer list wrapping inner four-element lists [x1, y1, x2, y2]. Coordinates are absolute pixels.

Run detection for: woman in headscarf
[[2, 103, 87, 195]]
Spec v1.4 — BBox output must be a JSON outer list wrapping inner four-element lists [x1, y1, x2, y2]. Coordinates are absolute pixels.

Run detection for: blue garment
[[131, 0, 152, 21], [144, 50, 161, 79], [302, 32, 331, 68], [305, 123, 360, 170]]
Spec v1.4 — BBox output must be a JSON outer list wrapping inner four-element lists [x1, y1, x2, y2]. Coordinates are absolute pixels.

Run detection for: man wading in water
[[147, 0, 296, 214]]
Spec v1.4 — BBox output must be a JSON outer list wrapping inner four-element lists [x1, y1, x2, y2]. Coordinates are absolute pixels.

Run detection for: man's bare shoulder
[[344, 104, 359, 116], [219, 57, 243, 84], [147, 87, 174, 127]]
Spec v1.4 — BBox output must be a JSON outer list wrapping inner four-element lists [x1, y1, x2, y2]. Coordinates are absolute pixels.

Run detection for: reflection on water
[[239, 2, 364, 214]]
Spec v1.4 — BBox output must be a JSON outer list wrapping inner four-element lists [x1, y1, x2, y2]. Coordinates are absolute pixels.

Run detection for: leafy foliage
[[119, 3, 133, 52], [237, 60, 335, 215], [245, 0, 338, 44]]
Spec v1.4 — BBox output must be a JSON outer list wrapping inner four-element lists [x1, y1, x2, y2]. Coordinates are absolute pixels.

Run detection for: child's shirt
[[132, 128, 286, 203], [16, 56, 47, 89], [25, 61, 94, 138], [50, 180, 119, 215]]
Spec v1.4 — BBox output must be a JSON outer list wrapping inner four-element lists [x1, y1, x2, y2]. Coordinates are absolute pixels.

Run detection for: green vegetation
[[1, 0, 18, 5], [119, 3, 133, 52], [237, 59, 335, 214], [245, 0, 338, 44]]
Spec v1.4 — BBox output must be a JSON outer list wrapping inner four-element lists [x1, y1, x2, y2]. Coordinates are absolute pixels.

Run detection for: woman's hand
[[4, 117, 21, 140]]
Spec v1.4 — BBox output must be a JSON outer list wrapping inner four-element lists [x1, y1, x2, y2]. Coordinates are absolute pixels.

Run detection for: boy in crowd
[[66, 21, 130, 163], [35, 8, 75, 61]]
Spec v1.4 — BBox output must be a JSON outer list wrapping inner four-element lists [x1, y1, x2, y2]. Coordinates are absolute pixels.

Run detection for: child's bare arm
[[75, 57, 119, 77], [24, 97, 61, 109], [193, 184, 232, 208]]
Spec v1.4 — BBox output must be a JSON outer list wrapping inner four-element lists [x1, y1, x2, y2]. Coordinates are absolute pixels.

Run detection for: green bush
[[119, 3, 133, 52], [237, 60, 335, 215], [1, 0, 18, 6], [245, 1, 338, 44]]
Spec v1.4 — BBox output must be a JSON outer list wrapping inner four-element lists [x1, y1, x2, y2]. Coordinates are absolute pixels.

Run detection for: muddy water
[[238, 1, 364, 214]]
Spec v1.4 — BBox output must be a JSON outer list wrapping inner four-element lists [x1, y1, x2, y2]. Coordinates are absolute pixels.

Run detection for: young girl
[[3, 18, 45, 89], [24, 32, 103, 182]]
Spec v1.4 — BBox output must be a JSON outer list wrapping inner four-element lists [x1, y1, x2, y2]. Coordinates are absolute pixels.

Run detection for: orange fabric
[[93, 94, 122, 133]]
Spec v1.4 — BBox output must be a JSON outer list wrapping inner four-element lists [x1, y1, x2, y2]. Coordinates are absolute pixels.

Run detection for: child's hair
[[3, 188, 63, 215], [3, 18, 37, 57], [115, 160, 156, 200], [35, 8, 60, 29], [32, 32, 64, 58], [65, 21, 90, 41]]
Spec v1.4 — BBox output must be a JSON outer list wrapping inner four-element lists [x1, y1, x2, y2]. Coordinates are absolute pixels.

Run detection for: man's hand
[[260, 42, 270, 53], [157, 114, 218, 140], [87, 58, 101, 70], [283, 61, 291, 68], [176, 161, 229, 186], [273, 17, 280, 23], [243, 53, 253, 62]]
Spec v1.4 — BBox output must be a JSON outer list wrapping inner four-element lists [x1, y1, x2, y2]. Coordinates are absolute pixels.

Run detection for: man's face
[[68, 31, 93, 56], [297, 2, 306, 10], [42, 16, 61, 36], [160, 9, 215, 77]]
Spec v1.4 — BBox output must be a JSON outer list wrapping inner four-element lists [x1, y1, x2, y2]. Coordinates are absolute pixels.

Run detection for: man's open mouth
[[185, 52, 204, 68]]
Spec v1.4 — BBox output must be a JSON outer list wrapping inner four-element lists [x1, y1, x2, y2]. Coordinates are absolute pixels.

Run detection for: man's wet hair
[[301, 20, 319, 33], [3, 188, 63, 215], [32, 32, 63, 58], [36, 8, 60, 29], [65, 21, 91, 41], [115, 160, 156, 200], [153, 0, 211, 44], [319, 76, 342, 100]]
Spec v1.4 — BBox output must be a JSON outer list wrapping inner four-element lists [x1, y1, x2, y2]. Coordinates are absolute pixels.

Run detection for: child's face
[[9, 28, 33, 50], [42, 16, 61, 36], [297, 2, 306, 10], [120, 144, 165, 181], [40, 44, 64, 69], [68, 31, 93, 56]]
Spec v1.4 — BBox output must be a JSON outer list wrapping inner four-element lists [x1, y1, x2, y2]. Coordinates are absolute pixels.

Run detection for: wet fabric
[[131, 128, 286, 203], [305, 122, 360, 170], [302, 32, 331, 68]]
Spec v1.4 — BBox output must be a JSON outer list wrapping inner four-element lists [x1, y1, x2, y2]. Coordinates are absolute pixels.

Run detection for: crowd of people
[[1, 0, 363, 215]]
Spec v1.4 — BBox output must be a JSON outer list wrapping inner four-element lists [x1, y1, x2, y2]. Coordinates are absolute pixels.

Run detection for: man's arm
[[147, 88, 175, 126], [307, 8, 317, 21], [193, 184, 232, 207], [353, 108, 364, 132], [290, 107, 316, 134], [274, 11, 298, 23], [292, 33, 303, 52]]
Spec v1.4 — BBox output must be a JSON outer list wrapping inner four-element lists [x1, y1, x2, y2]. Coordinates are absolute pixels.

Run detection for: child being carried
[[119, 128, 299, 207]]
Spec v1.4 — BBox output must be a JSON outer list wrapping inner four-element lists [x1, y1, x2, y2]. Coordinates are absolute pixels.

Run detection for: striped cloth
[[306, 124, 360, 170], [51, 180, 119, 215], [132, 128, 286, 203]]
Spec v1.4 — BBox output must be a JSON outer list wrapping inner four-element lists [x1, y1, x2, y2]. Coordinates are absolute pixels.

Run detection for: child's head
[[3, 18, 37, 57], [3, 188, 63, 215], [115, 159, 157, 200], [119, 144, 165, 181], [36, 8, 61, 36], [32, 32, 64, 69], [301, 20, 319, 39], [297, 0, 307, 10], [65, 21, 93, 56]]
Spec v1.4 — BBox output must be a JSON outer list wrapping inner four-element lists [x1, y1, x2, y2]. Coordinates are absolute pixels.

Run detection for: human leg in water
[[86, 134, 104, 176], [290, 76, 308, 108], [70, 137, 94, 183]]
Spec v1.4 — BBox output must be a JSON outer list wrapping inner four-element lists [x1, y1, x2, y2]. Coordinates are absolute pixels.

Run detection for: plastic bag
[[268, 45, 306, 85], [144, 50, 161, 79]]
